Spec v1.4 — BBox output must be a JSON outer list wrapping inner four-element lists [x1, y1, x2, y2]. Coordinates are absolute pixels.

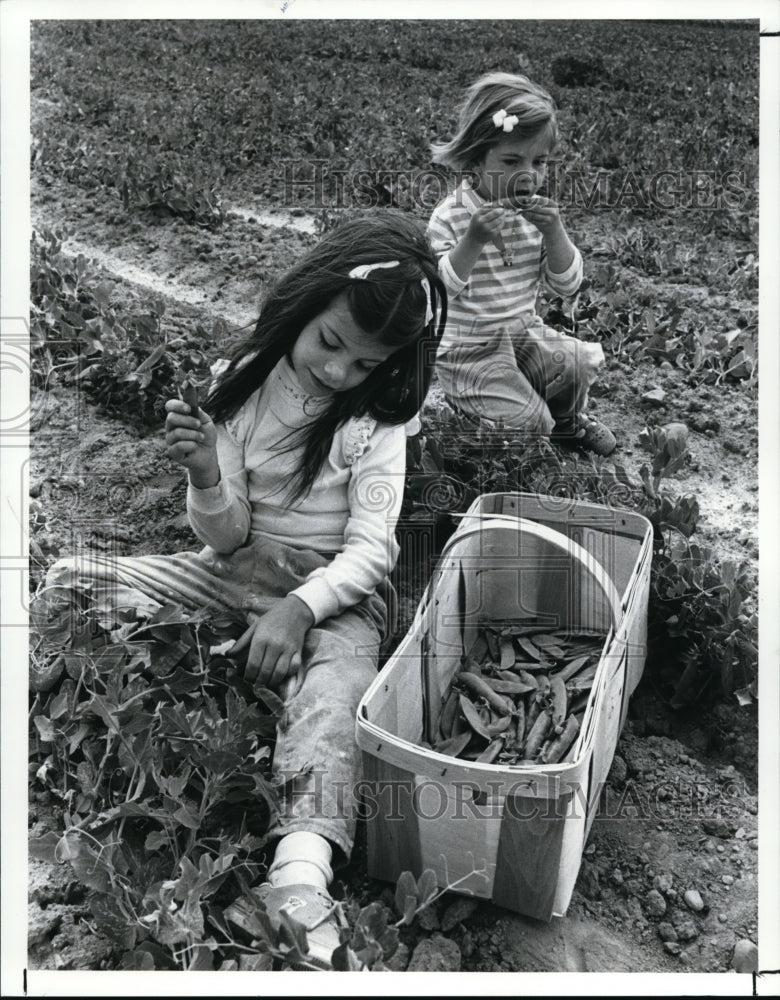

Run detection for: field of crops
[[24, 16, 762, 980]]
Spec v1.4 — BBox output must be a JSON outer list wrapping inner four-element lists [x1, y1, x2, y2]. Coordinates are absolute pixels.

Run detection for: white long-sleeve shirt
[[187, 356, 406, 624], [427, 180, 583, 353]]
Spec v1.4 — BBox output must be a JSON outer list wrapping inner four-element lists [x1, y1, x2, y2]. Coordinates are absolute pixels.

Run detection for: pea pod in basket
[[458, 671, 515, 716], [539, 715, 580, 764], [549, 675, 567, 733], [522, 706, 553, 762], [424, 623, 606, 766]]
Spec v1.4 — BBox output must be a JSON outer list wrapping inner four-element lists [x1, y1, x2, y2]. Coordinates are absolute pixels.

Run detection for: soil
[[25, 107, 760, 979]]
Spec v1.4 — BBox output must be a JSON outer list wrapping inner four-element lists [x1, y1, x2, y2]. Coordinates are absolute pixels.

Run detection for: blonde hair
[[431, 72, 558, 170]]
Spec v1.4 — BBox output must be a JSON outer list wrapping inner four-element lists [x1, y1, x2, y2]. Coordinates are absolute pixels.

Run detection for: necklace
[[495, 211, 520, 267]]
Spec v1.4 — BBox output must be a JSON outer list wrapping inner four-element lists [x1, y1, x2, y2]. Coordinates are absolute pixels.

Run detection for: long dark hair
[[206, 212, 447, 501]]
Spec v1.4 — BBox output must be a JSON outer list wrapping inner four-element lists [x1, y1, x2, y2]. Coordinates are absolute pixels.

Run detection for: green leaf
[[400, 894, 417, 925], [416, 869, 439, 908], [188, 943, 215, 971], [122, 711, 156, 735], [85, 695, 121, 734], [164, 665, 206, 697], [353, 939, 383, 968], [34, 715, 56, 743], [155, 892, 206, 947], [173, 804, 201, 830], [165, 770, 190, 800], [63, 651, 91, 681], [92, 644, 128, 674], [354, 900, 389, 945], [90, 892, 138, 948], [54, 830, 81, 862], [120, 948, 157, 971], [727, 587, 743, 620], [394, 870, 417, 918], [174, 856, 204, 901], [199, 749, 243, 773], [69, 844, 114, 893], [331, 942, 365, 971], [144, 830, 169, 851], [149, 602, 189, 625], [148, 640, 191, 677]]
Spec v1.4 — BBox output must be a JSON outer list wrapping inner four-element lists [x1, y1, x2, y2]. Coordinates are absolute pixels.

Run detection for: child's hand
[[164, 398, 219, 484], [467, 203, 506, 245], [230, 596, 315, 690], [517, 195, 564, 237]]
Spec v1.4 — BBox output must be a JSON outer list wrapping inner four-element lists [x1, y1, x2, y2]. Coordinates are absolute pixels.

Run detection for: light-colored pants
[[44, 535, 389, 865], [436, 314, 604, 435]]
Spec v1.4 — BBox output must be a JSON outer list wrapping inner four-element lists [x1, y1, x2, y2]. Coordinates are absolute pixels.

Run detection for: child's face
[[474, 128, 552, 207], [291, 292, 396, 396]]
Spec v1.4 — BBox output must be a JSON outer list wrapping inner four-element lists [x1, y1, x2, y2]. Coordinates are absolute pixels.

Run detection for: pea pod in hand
[[180, 379, 200, 418]]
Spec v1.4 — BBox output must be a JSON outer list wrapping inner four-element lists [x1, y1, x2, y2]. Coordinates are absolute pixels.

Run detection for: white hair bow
[[420, 278, 434, 325], [349, 260, 434, 326], [492, 108, 520, 132], [348, 260, 400, 280]]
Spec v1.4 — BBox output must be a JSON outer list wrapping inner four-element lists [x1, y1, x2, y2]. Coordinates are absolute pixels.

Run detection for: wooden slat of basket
[[491, 788, 575, 921], [361, 753, 422, 882]]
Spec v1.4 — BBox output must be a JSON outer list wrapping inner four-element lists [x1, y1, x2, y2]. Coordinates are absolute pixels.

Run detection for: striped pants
[[436, 314, 604, 436]]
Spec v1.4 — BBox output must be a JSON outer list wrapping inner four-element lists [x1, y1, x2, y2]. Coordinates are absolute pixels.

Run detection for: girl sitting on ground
[[45, 212, 446, 968], [428, 71, 615, 455]]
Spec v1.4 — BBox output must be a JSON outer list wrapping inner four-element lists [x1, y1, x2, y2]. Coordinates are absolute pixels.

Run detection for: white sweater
[[427, 180, 583, 353], [187, 356, 406, 624]]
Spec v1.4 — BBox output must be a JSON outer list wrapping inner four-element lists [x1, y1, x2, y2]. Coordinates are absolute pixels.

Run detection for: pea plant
[[31, 227, 218, 429], [29, 590, 278, 969]]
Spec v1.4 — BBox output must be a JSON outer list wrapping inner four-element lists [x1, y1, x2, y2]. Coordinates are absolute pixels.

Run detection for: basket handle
[[434, 515, 622, 627], [417, 515, 622, 742]]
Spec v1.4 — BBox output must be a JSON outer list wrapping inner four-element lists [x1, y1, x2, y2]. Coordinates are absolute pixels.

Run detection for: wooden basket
[[355, 492, 653, 921]]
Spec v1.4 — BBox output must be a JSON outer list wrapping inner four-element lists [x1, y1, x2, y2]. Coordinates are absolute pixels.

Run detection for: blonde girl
[[428, 71, 615, 454]]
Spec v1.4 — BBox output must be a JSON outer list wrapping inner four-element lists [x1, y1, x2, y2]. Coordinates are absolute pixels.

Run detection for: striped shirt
[[427, 181, 583, 353]]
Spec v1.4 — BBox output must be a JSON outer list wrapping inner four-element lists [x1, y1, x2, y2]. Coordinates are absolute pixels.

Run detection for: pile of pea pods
[[425, 625, 606, 766]]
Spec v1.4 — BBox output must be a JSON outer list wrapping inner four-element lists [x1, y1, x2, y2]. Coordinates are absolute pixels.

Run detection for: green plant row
[[30, 221, 757, 445], [31, 227, 222, 428], [31, 20, 758, 225]]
